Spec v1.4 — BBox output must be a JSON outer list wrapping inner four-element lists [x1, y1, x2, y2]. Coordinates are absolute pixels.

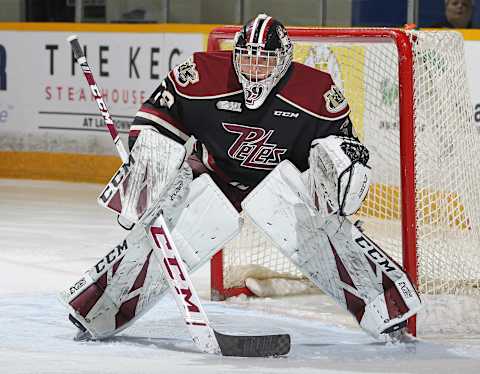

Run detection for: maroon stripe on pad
[[70, 272, 108, 318], [343, 289, 366, 323], [328, 237, 356, 289], [115, 295, 140, 329], [129, 250, 153, 293], [382, 273, 409, 320]]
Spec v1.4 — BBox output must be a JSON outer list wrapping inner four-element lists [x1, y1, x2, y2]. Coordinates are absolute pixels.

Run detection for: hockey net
[[208, 28, 480, 334]]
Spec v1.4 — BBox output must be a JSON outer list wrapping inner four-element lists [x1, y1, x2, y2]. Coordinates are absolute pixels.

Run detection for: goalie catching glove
[[308, 135, 370, 216]]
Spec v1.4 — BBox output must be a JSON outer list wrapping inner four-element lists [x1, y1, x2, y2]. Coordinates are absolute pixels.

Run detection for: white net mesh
[[411, 31, 480, 296], [217, 30, 480, 304]]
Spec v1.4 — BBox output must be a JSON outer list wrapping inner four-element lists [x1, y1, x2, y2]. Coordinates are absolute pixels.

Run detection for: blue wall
[[351, 0, 408, 27], [351, 0, 480, 28]]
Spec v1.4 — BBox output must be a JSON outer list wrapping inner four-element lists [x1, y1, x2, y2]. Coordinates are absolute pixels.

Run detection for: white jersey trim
[[130, 124, 157, 132], [135, 111, 190, 141], [168, 75, 243, 100], [201, 143, 215, 172], [276, 94, 350, 121]]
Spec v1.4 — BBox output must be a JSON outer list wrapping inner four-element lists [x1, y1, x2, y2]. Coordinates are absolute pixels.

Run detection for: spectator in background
[[432, 0, 474, 28]]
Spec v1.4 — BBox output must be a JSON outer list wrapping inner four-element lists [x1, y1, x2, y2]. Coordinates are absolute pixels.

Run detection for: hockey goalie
[[59, 13, 421, 346]]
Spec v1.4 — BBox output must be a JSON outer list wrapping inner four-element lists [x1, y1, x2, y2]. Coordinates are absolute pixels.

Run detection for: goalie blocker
[[242, 160, 421, 339]]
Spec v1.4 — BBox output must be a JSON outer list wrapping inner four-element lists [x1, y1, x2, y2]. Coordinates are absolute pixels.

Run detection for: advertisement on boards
[[2, 27, 480, 157], [0, 41, 12, 129], [0, 29, 204, 154]]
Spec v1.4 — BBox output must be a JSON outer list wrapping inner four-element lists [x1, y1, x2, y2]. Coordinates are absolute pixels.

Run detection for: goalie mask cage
[[208, 27, 480, 336]]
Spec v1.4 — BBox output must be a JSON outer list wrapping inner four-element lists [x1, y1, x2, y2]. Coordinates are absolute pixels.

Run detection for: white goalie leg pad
[[59, 172, 241, 339], [161, 173, 242, 272], [98, 128, 187, 223], [60, 223, 163, 339], [320, 217, 421, 337], [242, 160, 421, 339]]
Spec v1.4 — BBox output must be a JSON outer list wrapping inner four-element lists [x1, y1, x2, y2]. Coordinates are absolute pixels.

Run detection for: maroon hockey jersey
[[129, 50, 354, 204]]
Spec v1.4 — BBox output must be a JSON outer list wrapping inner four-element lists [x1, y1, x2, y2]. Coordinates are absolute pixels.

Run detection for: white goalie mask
[[233, 14, 293, 110]]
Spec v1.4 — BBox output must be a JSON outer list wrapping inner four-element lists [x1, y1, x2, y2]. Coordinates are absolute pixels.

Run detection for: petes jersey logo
[[223, 123, 287, 170], [324, 85, 347, 113], [174, 58, 199, 87]]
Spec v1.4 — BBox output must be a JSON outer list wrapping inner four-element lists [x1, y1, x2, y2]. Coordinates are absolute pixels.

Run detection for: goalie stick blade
[[214, 330, 291, 357]]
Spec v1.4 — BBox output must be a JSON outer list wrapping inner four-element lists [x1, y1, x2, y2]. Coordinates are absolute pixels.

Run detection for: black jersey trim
[[168, 75, 243, 100], [276, 94, 350, 121]]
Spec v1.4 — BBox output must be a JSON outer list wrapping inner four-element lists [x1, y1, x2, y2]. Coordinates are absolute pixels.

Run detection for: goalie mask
[[233, 14, 293, 110]]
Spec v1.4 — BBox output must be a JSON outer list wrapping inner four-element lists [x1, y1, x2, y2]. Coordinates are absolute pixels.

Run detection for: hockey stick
[[147, 213, 290, 356], [68, 35, 290, 357], [68, 35, 129, 164]]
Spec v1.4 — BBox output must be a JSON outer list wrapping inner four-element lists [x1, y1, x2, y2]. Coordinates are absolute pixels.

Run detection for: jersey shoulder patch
[[169, 51, 242, 98], [277, 62, 350, 120]]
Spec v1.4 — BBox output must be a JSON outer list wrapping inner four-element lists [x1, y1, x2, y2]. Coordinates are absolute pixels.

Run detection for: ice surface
[[1, 179, 480, 374]]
